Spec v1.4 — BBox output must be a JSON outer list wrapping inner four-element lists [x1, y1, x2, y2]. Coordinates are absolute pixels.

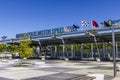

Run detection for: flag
[[115, 21, 119, 28], [81, 20, 89, 26], [73, 24, 80, 28], [108, 20, 112, 26], [64, 27, 71, 32], [92, 20, 99, 27], [101, 21, 111, 27]]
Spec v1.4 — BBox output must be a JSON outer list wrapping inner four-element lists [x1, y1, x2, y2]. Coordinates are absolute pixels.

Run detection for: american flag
[[81, 20, 89, 26]]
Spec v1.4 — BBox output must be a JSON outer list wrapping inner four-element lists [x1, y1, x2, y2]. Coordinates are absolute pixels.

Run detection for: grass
[[13, 64, 28, 67], [13, 61, 31, 67], [21, 62, 31, 64]]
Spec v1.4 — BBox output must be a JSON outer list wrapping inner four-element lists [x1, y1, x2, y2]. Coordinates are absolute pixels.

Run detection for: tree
[[75, 44, 80, 52], [105, 43, 112, 49], [57, 45, 63, 57], [105, 43, 112, 59], [0, 44, 7, 52], [66, 44, 71, 54], [93, 43, 102, 52], [83, 44, 91, 58], [18, 34, 33, 59], [8, 42, 19, 57]]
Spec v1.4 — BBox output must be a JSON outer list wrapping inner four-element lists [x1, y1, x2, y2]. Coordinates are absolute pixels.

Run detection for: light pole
[[1, 36, 7, 44], [52, 34, 65, 59], [102, 20, 118, 77], [86, 31, 100, 61], [111, 26, 116, 77], [32, 39, 43, 59]]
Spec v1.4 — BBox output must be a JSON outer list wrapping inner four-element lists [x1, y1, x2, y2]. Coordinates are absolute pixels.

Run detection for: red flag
[[92, 20, 99, 27]]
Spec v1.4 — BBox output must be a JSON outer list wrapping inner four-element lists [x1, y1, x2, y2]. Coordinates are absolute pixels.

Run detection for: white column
[[55, 46, 57, 58], [80, 44, 83, 59], [116, 42, 118, 58], [50, 46, 53, 57], [91, 44, 93, 58], [63, 44, 65, 58], [103, 43, 106, 58], [71, 44, 74, 58]]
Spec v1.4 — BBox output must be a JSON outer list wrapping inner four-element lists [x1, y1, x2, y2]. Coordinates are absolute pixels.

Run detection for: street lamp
[[52, 34, 65, 45], [111, 26, 116, 77], [32, 39, 43, 58], [1, 36, 7, 44], [101, 20, 117, 77], [1, 36, 7, 40], [85, 31, 100, 61], [52, 34, 65, 59]]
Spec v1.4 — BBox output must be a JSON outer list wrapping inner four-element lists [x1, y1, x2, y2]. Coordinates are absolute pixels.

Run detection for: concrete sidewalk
[[0, 59, 120, 80]]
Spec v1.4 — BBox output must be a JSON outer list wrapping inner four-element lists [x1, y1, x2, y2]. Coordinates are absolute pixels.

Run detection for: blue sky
[[0, 0, 120, 39]]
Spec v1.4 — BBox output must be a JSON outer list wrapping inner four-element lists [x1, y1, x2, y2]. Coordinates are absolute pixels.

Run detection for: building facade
[[1, 26, 120, 60]]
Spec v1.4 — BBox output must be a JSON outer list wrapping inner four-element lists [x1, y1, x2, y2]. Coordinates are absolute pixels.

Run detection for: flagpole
[[91, 20, 94, 30]]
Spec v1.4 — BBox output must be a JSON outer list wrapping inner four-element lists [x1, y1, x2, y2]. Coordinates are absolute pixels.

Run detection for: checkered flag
[[81, 20, 89, 26]]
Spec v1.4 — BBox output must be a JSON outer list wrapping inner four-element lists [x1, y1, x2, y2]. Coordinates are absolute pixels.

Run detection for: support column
[[50, 46, 53, 57], [103, 43, 106, 58], [91, 44, 93, 58], [71, 44, 74, 58], [55, 46, 57, 58], [116, 42, 118, 58], [63, 44, 65, 58], [36, 46, 40, 58], [73, 44, 75, 58], [80, 44, 83, 59], [105, 43, 107, 58]]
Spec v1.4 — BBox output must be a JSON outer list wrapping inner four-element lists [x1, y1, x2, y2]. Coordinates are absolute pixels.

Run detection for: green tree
[[75, 44, 80, 52], [83, 44, 91, 57], [98, 44, 103, 49], [117, 42, 120, 48], [105, 43, 112, 49], [66, 44, 71, 53], [57, 45, 63, 53], [8, 42, 19, 56], [83, 44, 91, 49], [19, 34, 33, 59], [93, 43, 102, 50], [0, 44, 7, 52]]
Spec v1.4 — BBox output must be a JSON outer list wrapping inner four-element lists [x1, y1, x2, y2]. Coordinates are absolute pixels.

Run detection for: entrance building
[[1, 27, 120, 60]]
